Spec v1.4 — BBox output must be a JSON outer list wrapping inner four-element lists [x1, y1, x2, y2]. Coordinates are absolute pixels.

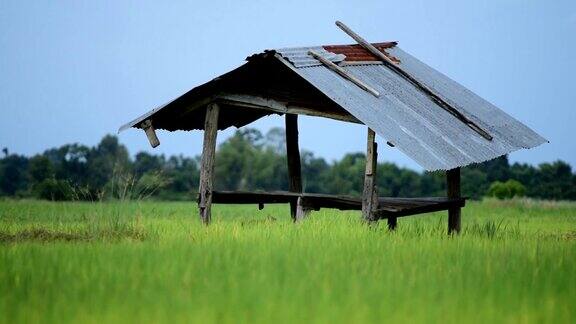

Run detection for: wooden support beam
[[447, 167, 462, 234], [198, 103, 220, 225], [217, 93, 361, 124], [362, 128, 379, 221], [286, 114, 303, 221], [308, 50, 380, 98], [335, 20, 493, 141]]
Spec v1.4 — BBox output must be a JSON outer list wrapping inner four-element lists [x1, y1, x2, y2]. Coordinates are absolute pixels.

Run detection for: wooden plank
[[286, 114, 303, 221], [447, 167, 462, 234], [212, 190, 299, 204], [362, 128, 379, 221], [308, 50, 380, 98], [217, 93, 361, 124], [335, 21, 493, 141], [303, 194, 361, 211], [374, 198, 465, 219], [210, 190, 465, 220], [212, 191, 465, 213], [141, 119, 160, 148], [211, 191, 359, 210], [198, 103, 220, 225]]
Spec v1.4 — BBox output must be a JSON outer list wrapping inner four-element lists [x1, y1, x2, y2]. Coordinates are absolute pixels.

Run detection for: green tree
[[1, 130, 575, 202], [163, 155, 200, 197], [134, 152, 165, 176], [215, 129, 262, 190], [532, 161, 575, 200], [28, 155, 54, 185], [325, 153, 365, 195], [461, 168, 489, 199], [301, 151, 329, 193], [0, 154, 29, 196], [377, 163, 422, 197], [88, 135, 130, 196], [472, 155, 510, 182], [264, 127, 286, 154], [420, 171, 445, 197]]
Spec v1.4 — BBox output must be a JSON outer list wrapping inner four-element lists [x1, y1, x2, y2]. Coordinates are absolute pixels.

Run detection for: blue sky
[[1, 0, 575, 171]]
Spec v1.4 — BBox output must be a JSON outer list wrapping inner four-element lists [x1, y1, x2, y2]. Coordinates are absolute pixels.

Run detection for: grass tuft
[[0, 229, 87, 243]]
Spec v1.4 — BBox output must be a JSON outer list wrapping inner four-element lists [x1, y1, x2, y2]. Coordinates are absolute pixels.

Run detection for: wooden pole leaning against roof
[[308, 50, 380, 98], [335, 21, 493, 142], [198, 103, 220, 225]]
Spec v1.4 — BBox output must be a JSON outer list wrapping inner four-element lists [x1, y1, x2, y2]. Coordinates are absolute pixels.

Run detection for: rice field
[[1, 199, 575, 323]]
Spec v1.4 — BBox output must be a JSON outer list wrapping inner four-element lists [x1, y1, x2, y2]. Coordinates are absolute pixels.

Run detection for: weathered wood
[[447, 167, 462, 234], [308, 50, 380, 98], [295, 196, 310, 221], [217, 93, 361, 124], [286, 114, 303, 221], [211, 191, 297, 204], [362, 128, 379, 221], [335, 20, 493, 141], [374, 198, 465, 219], [198, 103, 220, 225], [141, 120, 160, 148], [210, 190, 465, 218]]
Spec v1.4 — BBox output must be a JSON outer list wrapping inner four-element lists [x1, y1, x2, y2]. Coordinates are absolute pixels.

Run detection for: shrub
[[487, 180, 526, 199], [32, 178, 73, 201]]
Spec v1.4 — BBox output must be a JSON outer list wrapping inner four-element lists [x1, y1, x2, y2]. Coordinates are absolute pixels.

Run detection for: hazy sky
[[1, 1, 575, 171]]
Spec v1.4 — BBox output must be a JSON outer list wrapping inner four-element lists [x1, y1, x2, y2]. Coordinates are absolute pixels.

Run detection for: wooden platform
[[210, 191, 465, 220]]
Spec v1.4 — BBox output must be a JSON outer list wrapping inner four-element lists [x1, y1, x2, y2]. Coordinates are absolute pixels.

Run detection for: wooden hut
[[119, 22, 546, 233]]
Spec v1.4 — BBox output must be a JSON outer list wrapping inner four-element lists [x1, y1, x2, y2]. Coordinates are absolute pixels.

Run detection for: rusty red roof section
[[323, 42, 400, 63]]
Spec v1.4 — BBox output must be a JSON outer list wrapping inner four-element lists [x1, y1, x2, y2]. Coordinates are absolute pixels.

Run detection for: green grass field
[[1, 199, 575, 323]]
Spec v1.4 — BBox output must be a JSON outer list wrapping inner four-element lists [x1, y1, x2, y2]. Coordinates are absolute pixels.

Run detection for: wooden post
[[387, 215, 397, 230], [447, 167, 461, 234], [198, 103, 220, 225], [295, 197, 310, 221], [286, 114, 303, 221], [362, 128, 379, 222]]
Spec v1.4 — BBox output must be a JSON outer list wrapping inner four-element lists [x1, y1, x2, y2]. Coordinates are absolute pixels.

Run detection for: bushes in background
[[1, 129, 574, 201], [487, 180, 526, 199]]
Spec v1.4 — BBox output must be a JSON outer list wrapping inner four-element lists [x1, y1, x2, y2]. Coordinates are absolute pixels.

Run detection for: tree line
[[1, 128, 574, 201]]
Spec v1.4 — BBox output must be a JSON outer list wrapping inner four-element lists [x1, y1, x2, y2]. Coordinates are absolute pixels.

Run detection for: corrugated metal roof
[[120, 41, 547, 171], [275, 46, 346, 68], [272, 44, 547, 171]]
